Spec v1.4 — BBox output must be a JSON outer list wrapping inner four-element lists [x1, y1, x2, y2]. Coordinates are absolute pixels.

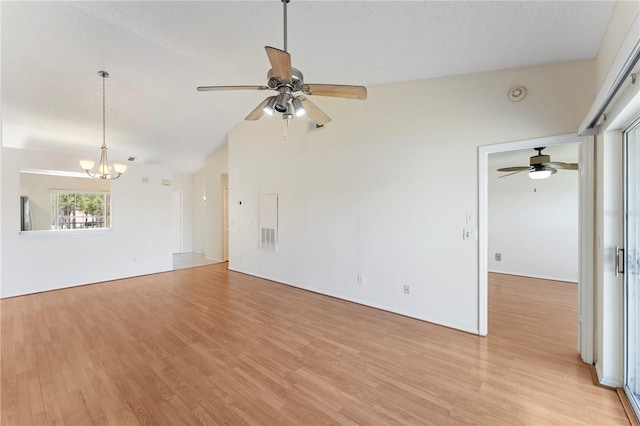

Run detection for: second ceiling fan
[[497, 147, 579, 179], [197, 0, 367, 126]]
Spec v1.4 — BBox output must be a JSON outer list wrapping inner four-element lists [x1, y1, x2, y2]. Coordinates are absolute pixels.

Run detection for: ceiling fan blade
[[498, 170, 527, 178], [302, 84, 367, 100], [299, 97, 331, 126], [547, 162, 579, 170], [265, 46, 292, 81], [197, 85, 269, 92], [497, 166, 530, 172], [245, 97, 271, 121]]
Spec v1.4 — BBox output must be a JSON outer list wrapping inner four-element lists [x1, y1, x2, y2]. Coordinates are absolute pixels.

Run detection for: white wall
[[192, 166, 206, 254], [595, 1, 640, 90], [191, 143, 228, 260], [171, 173, 194, 253], [488, 144, 579, 282], [204, 143, 228, 261], [228, 60, 594, 334], [1, 147, 174, 298]]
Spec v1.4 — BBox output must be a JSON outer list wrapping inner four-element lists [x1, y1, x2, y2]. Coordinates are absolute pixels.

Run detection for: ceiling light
[[292, 97, 305, 116], [263, 96, 276, 115], [282, 103, 293, 120], [529, 168, 552, 180], [274, 91, 289, 113], [80, 71, 126, 180]]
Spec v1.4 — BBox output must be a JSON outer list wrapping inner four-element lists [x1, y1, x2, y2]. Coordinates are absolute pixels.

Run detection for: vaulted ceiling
[[1, 1, 615, 174]]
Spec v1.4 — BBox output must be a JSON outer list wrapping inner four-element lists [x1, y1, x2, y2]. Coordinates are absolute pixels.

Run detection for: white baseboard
[[227, 267, 480, 336], [488, 269, 578, 284], [596, 362, 623, 388]]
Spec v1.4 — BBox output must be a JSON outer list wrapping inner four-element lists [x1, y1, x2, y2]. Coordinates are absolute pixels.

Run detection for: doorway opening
[[221, 173, 229, 262], [479, 133, 594, 364], [171, 189, 183, 254]]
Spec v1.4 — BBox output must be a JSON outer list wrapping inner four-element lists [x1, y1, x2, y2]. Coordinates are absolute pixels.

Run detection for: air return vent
[[259, 193, 278, 252]]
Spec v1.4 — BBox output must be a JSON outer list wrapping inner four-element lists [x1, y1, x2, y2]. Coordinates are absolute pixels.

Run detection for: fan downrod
[[282, 0, 291, 52]]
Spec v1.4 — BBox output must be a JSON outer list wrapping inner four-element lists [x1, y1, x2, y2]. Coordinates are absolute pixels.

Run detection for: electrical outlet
[[357, 275, 365, 285], [495, 253, 502, 261], [463, 229, 477, 240], [404, 285, 410, 295]]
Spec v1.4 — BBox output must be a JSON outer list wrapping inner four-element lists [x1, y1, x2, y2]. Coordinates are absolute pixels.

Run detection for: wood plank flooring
[[1, 267, 629, 425]]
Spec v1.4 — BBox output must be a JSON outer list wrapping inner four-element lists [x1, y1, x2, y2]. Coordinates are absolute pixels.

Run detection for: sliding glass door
[[624, 118, 640, 419]]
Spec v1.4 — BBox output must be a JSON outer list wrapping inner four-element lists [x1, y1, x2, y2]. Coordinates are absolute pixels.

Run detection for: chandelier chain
[[102, 73, 106, 148]]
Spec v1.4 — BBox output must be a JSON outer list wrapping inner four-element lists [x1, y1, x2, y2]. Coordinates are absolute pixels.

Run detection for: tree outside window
[[51, 191, 110, 230]]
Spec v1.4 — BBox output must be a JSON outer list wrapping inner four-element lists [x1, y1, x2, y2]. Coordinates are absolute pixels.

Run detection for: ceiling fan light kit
[[529, 167, 553, 180], [197, 0, 366, 127], [263, 96, 277, 115], [497, 147, 578, 180]]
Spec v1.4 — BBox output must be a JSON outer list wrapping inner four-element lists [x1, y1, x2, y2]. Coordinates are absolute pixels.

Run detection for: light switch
[[466, 213, 475, 225]]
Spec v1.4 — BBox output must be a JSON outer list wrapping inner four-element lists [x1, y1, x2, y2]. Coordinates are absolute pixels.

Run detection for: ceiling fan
[[497, 147, 579, 180], [197, 0, 367, 126]]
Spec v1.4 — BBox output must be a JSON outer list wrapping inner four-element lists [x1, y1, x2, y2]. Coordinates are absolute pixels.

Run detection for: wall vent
[[260, 227, 277, 252], [259, 193, 278, 252]]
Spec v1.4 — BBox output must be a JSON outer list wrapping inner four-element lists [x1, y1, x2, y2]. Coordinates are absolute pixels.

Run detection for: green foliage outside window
[[51, 191, 110, 230]]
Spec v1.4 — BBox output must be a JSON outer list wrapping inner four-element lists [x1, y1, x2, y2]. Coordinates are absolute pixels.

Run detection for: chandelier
[[80, 71, 127, 179]]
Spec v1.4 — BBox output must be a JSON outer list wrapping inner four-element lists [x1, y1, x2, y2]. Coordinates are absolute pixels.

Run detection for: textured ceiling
[[1, 1, 615, 174]]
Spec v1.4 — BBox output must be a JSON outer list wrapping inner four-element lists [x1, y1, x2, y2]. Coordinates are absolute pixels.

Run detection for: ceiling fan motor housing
[[267, 68, 304, 92], [530, 154, 550, 166]]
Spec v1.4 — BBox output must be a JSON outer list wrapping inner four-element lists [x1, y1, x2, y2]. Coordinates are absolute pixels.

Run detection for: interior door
[[624, 118, 640, 419]]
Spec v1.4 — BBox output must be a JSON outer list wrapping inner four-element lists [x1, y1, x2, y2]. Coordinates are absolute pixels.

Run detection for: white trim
[[19, 228, 112, 236], [228, 267, 480, 335], [487, 270, 578, 284], [596, 362, 623, 388], [578, 137, 595, 365], [478, 133, 593, 360], [579, 12, 640, 135]]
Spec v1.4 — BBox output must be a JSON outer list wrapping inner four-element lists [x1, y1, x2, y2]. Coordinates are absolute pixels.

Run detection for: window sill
[[19, 228, 113, 236]]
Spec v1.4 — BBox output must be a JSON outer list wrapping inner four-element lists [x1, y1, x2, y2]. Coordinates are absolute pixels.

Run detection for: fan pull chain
[[283, 119, 290, 140]]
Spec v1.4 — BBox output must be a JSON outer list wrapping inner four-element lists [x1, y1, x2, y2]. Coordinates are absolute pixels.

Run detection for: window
[[51, 190, 111, 230]]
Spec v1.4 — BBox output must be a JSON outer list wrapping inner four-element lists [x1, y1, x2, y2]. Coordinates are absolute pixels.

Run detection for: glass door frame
[[623, 116, 640, 421]]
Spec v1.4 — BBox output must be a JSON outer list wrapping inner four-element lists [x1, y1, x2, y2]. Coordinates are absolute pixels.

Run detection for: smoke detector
[[508, 86, 527, 102]]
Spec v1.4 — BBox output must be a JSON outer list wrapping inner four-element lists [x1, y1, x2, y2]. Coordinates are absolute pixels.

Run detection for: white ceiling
[[1, 1, 615, 174]]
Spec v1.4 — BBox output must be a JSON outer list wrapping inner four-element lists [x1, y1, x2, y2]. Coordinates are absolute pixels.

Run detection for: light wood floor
[[173, 252, 219, 270], [1, 267, 628, 425]]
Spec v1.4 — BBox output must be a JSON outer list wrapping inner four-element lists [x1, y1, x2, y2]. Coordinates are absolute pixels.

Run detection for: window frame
[[50, 189, 111, 231]]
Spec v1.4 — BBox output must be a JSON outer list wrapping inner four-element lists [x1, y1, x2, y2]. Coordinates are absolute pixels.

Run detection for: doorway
[[478, 133, 594, 364], [221, 174, 229, 262], [171, 190, 183, 254]]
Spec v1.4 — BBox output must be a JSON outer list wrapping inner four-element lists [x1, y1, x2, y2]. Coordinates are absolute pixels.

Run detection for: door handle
[[615, 246, 625, 276]]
